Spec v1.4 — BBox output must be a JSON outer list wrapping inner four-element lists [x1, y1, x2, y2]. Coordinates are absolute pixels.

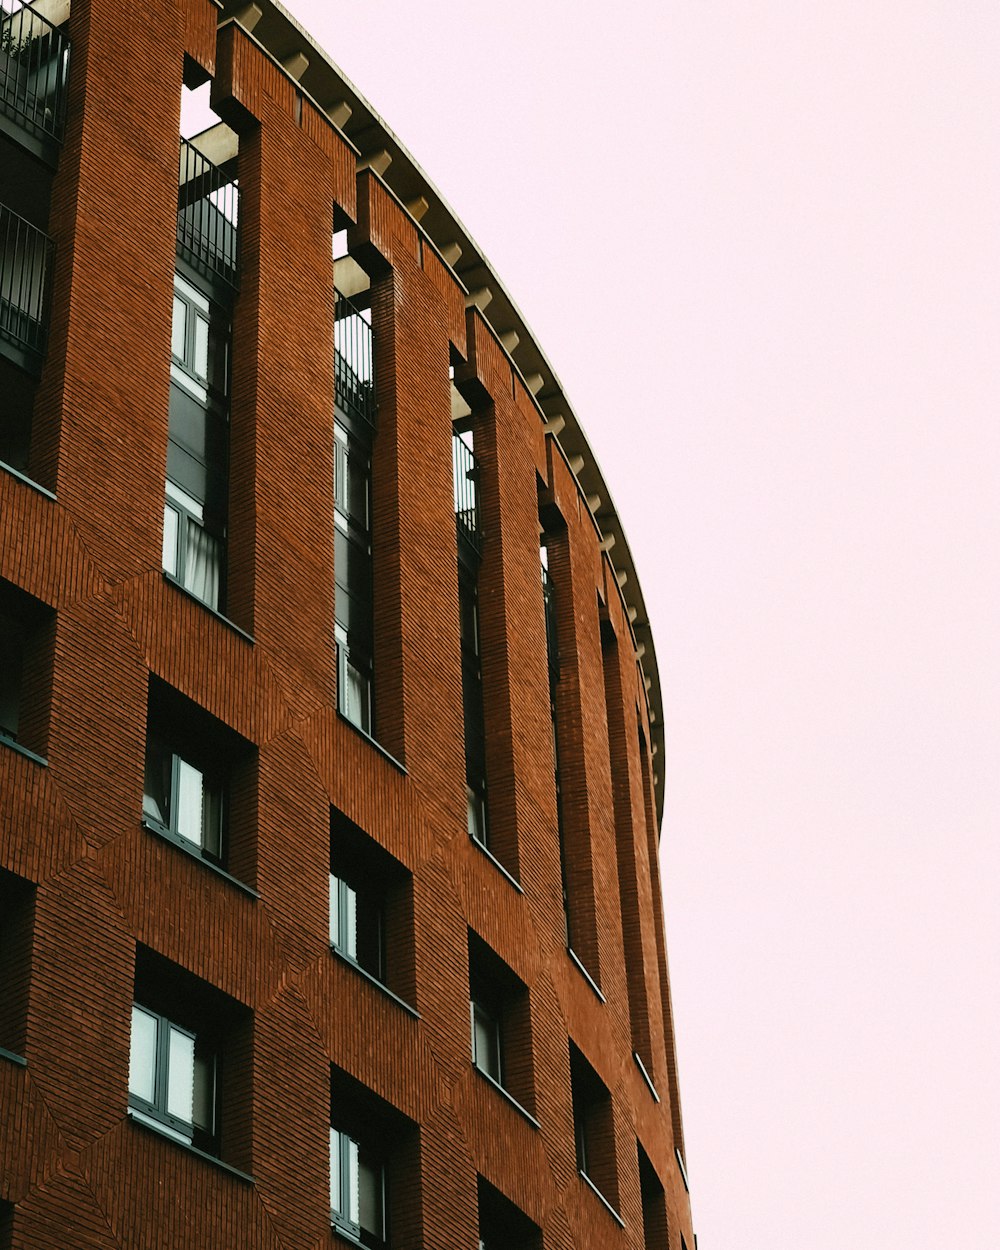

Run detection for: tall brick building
[[0, 0, 694, 1245]]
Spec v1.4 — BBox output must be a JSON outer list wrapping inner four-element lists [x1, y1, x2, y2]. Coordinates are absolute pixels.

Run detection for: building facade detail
[[0, 0, 693, 1246]]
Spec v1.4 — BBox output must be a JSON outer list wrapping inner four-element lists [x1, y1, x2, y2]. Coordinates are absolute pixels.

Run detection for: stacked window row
[[0, 855, 672, 1248]]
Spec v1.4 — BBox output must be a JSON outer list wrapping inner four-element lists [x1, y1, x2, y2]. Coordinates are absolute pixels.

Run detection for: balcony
[[176, 136, 239, 293], [0, 0, 70, 165], [334, 288, 376, 434], [453, 432, 481, 564], [0, 200, 53, 374]]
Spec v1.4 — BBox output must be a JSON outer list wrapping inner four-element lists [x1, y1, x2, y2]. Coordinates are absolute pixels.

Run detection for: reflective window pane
[[347, 1133, 360, 1223], [344, 882, 357, 961], [358, 1148, 382, 1237], [142, 740, 171, 826], [193, 314, 209, 380], [129, 1006, 158, 1103], [162, 502, 179, 576], [473, 1001, 501, 1081], [166, 1025, 195, 1124], [192, 1047, 215, 1133], [330, 1128, 342, 1213], [171, 296, 186, 361], [175, 757, 205, 846], [329, 873, 341, 946]]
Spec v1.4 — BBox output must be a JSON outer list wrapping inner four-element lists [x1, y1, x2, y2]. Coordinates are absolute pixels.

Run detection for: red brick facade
[[0, 1, 693, 1245]]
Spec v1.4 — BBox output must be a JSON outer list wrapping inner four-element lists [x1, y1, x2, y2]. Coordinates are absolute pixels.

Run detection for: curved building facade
[[0, 0, 694, 1246]]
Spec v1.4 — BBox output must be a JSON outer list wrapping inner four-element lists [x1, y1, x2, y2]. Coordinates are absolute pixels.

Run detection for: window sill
[[0, 1046, 27, 1068], [633, 1051, 660, 1103], [127, 1108, 254, 1184], [578, 1170, 625, 1228], [676, 1146, 690, 1193], [470, 835, 524, 894], [142, 818, 259, 899], [0, 459, 57, 500], [336, 711, 407, 775], [331, 1217, 384, 1250], [331, 946, 419, 1019], [472, 1063, 540, 1130], [0, 734, 47, 768], [162, 572, 255, 644], [567, 947, 605, 1003]]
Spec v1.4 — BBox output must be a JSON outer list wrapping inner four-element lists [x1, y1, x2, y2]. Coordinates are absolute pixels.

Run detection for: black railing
[[453, 433, 481, 561], [0, 201, 53, 362], [177, 137, 239, 291], [0, 1, 70, 146], [542, 564, 559, 681], [334, 288, 376, 432]]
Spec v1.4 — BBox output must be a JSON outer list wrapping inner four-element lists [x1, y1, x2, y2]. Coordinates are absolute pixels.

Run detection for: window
[[141, 678, 257, 881], [165, 272, 229, 612], [334, 419, 374, 733], [0, 578, 51, 759], [569, 1041, 619, 1212], [128, 1003, 217, 1150], [477, 1175, 541, 1250], [329, 809, 414, 1006], [0, 868, 34, 1061], [127, 946, 251, 1169], [0, 601, 25, 744], [330, 1126, 386, 1248], [468, 932, 536, 1118], [470, 993, 502, 1084], [637, 1140, 669, 1250], [329, 873, 383, 981], [459, 565, 488, 847], [329, 1063, 417, 1250], [143, 740, 224, 862]]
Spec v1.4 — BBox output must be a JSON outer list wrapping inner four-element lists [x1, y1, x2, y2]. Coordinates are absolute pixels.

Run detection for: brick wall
[[0, 1, 694, 1246]]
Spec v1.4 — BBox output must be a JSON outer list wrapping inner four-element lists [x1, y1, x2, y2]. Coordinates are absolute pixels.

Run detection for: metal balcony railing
[[0, 1, 70, 148], [542, 564, 559, 681], [334, 288, 376, 433], [177, 137, 239, 291], [0, 201, 53, 364], [453, 433, 481, 562]]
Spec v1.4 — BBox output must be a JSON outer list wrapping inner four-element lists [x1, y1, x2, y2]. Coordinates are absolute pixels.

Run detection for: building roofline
[[217, 0, 666, 828]]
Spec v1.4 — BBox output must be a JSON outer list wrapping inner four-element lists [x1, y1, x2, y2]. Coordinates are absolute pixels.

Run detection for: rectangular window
[[637, 1140, 670, 1250], [470, 997, 502, 1083], [0, 868, 35, 1061], [330, 1126, 386, 1248], [570, 1041, 619, 1211], [128, 1003, 217, 1150], [477, 1175, 542, 1250], [329, 808, 414, 1007], [334, 420, 374, 733], [468, 932, 535, 1117], [165, 272, 229, 612], [0, 602, 24, 744], [0, 578, 51, 759], [329, 873, 384, 981], [329, 1062, 415, 1250], [459, 567, 488, 848], [128, 946, 251, 1169], [142, 678, 254, 883], [143, 739, 224, 862]]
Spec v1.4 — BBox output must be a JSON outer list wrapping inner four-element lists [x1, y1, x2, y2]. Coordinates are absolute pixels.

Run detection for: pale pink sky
[[283, 3, 1000, 1245]]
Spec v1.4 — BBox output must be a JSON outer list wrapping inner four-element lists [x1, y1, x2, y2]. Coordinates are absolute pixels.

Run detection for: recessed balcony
[[453, 431, 481, 563], [176, 135, 239, 293], [334, 287, 376, 433], [0, 200, 53, 376], [0, 0, 70, 166]]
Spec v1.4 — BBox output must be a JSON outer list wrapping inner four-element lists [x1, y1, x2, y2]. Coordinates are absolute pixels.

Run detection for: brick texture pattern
[[0, 2, 694, 1246]]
